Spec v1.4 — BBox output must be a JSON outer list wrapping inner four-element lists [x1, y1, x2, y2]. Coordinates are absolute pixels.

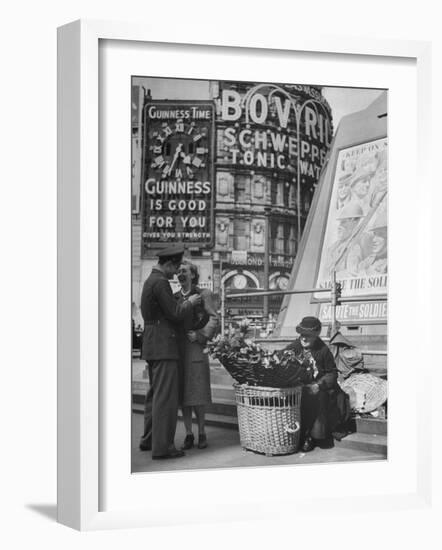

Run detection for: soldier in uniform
[[349, 168, 373, 215], [139, 244, 201, 459], [335, 171, 352, 210], [358, 218, 388, 275], [325, 202, 364, 277]]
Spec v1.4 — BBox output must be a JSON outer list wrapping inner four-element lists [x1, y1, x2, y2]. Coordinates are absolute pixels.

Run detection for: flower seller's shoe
[[316, 436, 334, 449], [301, 436, 315, 453], [181, 434, 195, 450], [197, 434, 208, 449]]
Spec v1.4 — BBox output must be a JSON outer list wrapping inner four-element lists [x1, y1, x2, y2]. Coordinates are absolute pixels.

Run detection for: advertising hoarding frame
[[311, 137, 389, 303], [57, 19, 432, 531], [306, 135, 389, 326]]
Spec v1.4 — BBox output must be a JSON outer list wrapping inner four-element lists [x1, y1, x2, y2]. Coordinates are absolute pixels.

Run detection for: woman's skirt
[[181, 347, 212, 407]]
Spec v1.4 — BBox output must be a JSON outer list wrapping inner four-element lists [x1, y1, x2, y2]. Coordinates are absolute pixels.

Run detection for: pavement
[[131, 412, 386, 474]]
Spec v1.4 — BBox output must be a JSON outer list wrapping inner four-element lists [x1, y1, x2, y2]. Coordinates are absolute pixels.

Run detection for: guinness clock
[[149, 118, 210, 181], [141, 101, 215, 253]]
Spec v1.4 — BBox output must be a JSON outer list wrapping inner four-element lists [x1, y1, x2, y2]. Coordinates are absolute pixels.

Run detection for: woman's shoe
[[181, 434, 194, 450], [198, 434, 208, 449]]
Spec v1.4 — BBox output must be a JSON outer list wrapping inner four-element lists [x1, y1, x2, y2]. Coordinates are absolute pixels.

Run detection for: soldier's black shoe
[[181, 434, 194, 450], [152, 450, 185, 459], [139, 442, 152, 451], [198, 434, 208, 449]]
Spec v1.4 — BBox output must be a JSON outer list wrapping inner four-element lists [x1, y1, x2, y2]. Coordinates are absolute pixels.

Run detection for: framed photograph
[[57, 19, 432, 530]]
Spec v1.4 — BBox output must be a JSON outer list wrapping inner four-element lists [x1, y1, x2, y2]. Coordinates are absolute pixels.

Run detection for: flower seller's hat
[[296, 316, 322, 336]]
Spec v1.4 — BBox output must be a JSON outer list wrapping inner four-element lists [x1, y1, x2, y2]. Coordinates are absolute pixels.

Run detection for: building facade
[[132, 79, 333, 323]]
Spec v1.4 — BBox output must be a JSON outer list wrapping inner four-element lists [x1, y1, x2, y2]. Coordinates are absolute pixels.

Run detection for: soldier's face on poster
[[351, 178, 370, 199], [336, 217, 358, 241], [337, 179, 351, 201], [371, 229, 387, 256]]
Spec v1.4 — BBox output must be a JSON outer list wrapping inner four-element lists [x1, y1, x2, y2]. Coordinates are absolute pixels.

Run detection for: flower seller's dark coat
[[283, 337, 350, 440], [283, 337, 338, 390]]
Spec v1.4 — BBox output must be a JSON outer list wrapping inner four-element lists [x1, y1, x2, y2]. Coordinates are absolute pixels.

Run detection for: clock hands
[[168, 143, 183, 176]]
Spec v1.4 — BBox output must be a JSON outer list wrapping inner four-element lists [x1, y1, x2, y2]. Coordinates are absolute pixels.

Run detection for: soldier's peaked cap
[[156, 243, 186, 258]]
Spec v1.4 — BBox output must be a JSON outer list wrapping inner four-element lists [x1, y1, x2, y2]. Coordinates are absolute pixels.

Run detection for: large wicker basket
[[234, 384, 302, 456]]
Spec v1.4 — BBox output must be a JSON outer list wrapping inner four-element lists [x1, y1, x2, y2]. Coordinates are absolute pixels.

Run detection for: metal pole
[[263, 207, 271, 327], [338, 295, 388, 303], [296, 118, 301, 248], [220, 257, 225, 337], [330, 270, 337, 335], [225, 287, 331, 299]]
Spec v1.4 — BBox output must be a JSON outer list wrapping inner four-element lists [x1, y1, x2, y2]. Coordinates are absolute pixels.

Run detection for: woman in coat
[[175, 261, 219, 450]]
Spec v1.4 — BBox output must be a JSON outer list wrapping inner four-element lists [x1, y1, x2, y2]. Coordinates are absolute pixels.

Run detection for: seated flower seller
[[284, 316, 343, 453]]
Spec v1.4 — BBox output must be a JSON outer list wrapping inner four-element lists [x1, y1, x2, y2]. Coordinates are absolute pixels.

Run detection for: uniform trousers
[[140, 360, 180, 456]]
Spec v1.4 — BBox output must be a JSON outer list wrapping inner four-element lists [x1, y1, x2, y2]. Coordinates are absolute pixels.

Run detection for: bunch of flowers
[[205, 320, 307, 388]]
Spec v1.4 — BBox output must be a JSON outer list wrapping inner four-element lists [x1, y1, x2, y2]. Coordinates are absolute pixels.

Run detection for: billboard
[[315, 137, 388, 299], [217, 83, 332, 190], [141, 100, 215, 253]]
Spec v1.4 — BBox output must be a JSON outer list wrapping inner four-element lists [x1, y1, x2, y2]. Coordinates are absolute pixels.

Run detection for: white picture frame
[[57, 19, 432, 531]]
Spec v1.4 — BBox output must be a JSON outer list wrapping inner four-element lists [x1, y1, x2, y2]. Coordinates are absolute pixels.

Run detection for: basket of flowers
[[205, 320, 309, 388], [205, 320, 307, 455]]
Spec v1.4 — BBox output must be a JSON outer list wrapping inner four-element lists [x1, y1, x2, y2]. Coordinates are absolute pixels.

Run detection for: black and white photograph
[[4, 0, 439, 541], [131, 77, 388, 472]]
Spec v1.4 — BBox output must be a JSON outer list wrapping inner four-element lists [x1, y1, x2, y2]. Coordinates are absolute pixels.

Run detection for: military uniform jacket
[[140, 267, 192, 361]]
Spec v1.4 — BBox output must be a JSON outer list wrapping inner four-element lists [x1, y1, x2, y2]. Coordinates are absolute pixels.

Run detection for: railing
[[221, 270, 387, 338]]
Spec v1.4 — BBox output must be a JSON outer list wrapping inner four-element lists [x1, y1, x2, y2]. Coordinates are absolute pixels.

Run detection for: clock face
[[149, 119, 210, 181], [233, 273, 248, 290]]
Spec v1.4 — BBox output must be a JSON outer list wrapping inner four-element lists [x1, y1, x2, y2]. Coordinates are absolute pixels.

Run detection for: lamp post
[[213, 251, 225, 336], [263, 206, 271, 327]]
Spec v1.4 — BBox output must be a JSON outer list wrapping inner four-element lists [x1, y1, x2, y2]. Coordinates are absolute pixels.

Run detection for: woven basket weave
[[340, 373, 387, 413], [234, 384, 302, 456]]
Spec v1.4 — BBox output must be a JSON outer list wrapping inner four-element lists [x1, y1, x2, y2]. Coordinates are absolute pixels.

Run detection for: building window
[[284, 224, 291, 254], [304, 191, 311, 212], [289, 184, 296, 209], [276, 181, 284, 206], [276, 223, 284, 254], [270, 180, 277, 206], [283, 181, 290, 207], [234, 175, 249, 203], [289, 225, 297, 255], [270, 220, 278, 253], [233, 218, 249, 250]]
